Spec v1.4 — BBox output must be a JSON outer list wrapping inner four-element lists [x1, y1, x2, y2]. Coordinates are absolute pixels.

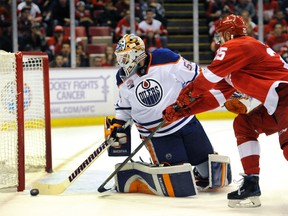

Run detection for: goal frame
[[15, 51, 52, 191]]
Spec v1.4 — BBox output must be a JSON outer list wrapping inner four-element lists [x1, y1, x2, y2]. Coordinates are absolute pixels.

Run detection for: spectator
[[115, 10, 139, 41], [234, 0, 256, 22], [138, 9, 168, 47], [90, 0, 106, 11], [76, 43, 89, 67], [75, 1, 93, 37], [0, 0, 12, 51], [49, 53, 66, 67], [114, 0, 142, 21], [0, 0, 11, 28], [35, 0, 55, 36], [101, 45, 117, 66], [281, 0, 288, 22], [17, 0, 42, 23], [47, 25, 69, 56], [268, 10, 287, 33], [241, 10, 258, 38], [18, 22, 48, 52], [206, 0, 234, 24], [141, 0, 167, 27], [91, 56, 103, 67], [265, 22, 288, 54], [60, 41, 71, 67], [142, 29, 162, 53], [50, 0, 70, 27], [18, 6, 33, 44], [98, 2, 121, 29], [114, 0, 131, 19], [256, 0, 280, 24]]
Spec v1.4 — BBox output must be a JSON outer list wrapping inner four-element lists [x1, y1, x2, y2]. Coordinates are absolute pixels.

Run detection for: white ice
[[0, 119, 287, 216]]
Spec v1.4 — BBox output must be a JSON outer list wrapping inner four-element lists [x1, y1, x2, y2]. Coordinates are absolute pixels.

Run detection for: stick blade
[[97, 185, 108, 193], [32, 180, 70, 195]]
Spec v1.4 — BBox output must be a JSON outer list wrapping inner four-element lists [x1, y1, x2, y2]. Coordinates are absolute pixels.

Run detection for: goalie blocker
[[104, 117, 131, 156], [114, 154, 231, 197]]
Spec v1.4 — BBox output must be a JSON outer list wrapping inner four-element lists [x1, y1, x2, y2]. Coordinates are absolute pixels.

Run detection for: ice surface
[[0, 120, 287, 216]]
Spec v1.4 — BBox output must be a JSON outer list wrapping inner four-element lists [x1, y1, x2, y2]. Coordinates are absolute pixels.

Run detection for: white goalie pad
[[206, 154, 232, 189], [114, 162, 198, 197]]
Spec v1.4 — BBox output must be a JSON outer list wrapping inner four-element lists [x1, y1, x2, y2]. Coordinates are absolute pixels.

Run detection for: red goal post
[[0, 51, 52, 191]]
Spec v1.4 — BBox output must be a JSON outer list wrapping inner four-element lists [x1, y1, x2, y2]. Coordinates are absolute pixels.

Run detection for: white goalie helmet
[[115, 34, 147, 78]]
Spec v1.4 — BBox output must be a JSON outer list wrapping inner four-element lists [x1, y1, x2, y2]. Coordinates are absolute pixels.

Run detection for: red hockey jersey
[[189, 36, 288, 115]]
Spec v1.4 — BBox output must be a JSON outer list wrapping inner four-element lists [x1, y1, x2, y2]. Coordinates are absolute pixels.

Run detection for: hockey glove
[[176, 82, 197, 108], [104, 117, 128, 148], [162, 102, 192, 122], [224, 98, 247, 114]]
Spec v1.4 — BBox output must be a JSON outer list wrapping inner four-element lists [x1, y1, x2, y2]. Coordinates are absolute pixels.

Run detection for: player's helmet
[[216, 14, 247, 38], [115, 34, 147, 78]]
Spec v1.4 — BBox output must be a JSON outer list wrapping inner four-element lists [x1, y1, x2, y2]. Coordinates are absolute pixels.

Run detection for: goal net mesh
[[0, 52, 48, 190]]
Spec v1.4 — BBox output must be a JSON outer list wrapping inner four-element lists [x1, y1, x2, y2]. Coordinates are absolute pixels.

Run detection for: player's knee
[[233, 114, 250, 134], [233, 114, 258, 143]]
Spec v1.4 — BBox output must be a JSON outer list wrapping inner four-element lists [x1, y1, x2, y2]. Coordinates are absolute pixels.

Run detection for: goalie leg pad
[[115, 162, 198, 197], [207, 154, 232, 189]]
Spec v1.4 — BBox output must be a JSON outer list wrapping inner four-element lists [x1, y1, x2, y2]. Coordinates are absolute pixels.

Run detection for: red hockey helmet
[[216, 14, 247, 38]]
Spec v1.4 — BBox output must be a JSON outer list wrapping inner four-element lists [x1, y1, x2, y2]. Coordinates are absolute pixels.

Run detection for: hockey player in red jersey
[[163, 14, 288, 207]]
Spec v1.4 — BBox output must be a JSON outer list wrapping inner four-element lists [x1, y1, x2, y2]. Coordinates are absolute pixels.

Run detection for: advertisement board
[[50, 68, 117, 119]]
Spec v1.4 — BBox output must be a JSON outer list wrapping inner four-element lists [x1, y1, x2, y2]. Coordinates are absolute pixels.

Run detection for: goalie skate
[[227, 174, 261, 208]]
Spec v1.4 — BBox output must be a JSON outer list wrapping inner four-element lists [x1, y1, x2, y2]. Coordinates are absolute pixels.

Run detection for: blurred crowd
[[0, 0, 168, 67], [0, 0, 287, 68], [205, 0, 288, 62]]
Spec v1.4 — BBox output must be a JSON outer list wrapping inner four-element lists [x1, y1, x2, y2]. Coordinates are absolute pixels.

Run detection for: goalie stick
[[97, 120, 165, 193], [32, 119, 132, 195]]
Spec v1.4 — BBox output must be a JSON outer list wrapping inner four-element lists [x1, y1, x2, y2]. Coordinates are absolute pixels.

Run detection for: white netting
[[0, 52, 48, 189]]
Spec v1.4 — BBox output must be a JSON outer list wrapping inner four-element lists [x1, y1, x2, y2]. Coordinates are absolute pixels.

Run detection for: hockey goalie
[[104, 117, 232, 197]]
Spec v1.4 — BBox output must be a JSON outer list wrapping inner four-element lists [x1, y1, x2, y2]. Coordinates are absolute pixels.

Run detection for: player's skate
[[228, 174, 261, 208]]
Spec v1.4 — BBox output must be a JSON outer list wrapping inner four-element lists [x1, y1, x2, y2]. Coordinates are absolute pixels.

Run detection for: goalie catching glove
[[104, 117, 131, 156]]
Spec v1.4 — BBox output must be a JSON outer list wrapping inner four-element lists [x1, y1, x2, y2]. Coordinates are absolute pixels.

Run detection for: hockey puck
[[30, 188, 39, 196]]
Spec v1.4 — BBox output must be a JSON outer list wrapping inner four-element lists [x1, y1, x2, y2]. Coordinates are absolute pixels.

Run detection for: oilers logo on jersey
[[136, 79, 163, 107]]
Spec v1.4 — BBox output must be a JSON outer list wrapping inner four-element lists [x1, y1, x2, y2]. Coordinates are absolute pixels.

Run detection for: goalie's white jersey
[[115, 48, 201, 137]]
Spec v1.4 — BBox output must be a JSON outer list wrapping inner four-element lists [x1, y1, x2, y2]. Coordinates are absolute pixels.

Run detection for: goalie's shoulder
[[150, 48, 180, 66]]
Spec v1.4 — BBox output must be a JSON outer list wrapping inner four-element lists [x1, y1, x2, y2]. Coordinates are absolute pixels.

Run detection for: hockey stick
[[32, 120, 132, 195], [97, 120, 165, 193]]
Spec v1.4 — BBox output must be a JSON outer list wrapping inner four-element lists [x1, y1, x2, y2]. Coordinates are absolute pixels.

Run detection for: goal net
[[0, 51, 52, 191]]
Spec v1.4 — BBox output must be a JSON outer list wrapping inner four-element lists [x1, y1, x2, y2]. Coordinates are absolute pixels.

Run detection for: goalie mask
[[115, 34, 147, 79], [215, 14, 247, 42]]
